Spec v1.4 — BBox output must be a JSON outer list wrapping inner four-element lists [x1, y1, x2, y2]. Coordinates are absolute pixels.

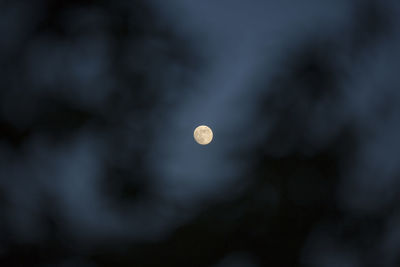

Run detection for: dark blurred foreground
[[1, 0, 400, 266]]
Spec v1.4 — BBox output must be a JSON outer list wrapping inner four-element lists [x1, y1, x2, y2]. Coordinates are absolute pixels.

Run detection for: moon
[[194, 125, 213, 145]]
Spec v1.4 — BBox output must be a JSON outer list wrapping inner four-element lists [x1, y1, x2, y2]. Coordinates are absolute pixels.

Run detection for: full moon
[[194, 125, 213, 145]]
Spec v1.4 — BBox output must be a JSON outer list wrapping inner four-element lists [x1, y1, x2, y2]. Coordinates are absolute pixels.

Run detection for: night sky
[[1, 0, 400, 266]]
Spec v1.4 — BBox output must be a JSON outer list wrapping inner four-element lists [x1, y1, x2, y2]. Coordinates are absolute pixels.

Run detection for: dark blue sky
[[0, 0, 400, 266]]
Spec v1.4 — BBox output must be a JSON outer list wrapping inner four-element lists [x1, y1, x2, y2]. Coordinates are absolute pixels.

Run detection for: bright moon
[[194, 125, 213, 145]]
